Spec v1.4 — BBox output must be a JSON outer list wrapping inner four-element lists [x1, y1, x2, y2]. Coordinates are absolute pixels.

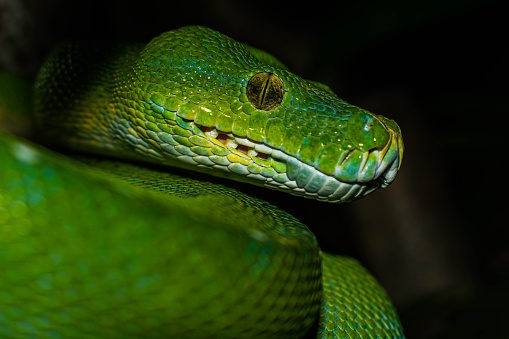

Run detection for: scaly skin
[[0, 25, 405, 338], [34, 25, 403, 203]]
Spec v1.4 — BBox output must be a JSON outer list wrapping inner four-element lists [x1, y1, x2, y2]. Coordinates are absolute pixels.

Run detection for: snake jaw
[[164, 120, 401, 204], [110, 111, 402, 204]]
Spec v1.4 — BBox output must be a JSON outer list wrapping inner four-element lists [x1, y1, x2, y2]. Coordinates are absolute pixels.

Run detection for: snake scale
[[0, 25, 405, 338]]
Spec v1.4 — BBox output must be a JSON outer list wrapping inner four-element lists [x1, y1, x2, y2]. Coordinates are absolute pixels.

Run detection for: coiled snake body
[[0, 25, 405, 338]]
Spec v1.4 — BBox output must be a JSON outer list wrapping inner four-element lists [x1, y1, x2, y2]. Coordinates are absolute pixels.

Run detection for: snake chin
[[377, 154, 400, 189]]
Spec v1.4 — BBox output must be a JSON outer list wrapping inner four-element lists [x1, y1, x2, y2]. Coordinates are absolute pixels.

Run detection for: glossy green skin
[[0, 25, 404, 338], [34, 25, 403, 201]]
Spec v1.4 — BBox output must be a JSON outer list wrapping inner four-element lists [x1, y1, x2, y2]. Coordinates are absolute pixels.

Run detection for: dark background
[[1, 0, 507, 337]]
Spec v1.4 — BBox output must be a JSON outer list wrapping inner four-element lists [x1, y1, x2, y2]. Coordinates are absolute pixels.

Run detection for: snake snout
[[284, 114, 404, 203], [375, 118, 404, 189]]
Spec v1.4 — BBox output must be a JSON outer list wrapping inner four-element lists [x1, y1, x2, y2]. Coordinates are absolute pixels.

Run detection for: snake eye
[[246, 72, 284, 111]]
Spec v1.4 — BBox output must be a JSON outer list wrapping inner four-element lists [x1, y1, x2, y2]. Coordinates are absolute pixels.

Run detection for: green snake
[[0, 25, 405, 338]]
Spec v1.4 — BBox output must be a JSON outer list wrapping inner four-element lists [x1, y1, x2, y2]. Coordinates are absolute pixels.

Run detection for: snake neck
[[34, 41, 141, 160]]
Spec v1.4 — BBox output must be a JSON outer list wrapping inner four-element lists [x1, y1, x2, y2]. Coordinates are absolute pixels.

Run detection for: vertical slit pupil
[[246, 72, 284, 111]]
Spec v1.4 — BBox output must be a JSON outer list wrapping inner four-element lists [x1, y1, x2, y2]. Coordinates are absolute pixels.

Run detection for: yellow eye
[[246, 72, 284, 111]]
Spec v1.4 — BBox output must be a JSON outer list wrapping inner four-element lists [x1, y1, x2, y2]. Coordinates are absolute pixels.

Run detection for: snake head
[[114, 25, 404, 203]]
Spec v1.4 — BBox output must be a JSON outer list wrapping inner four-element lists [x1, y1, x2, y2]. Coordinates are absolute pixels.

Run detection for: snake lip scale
[[139, 118, 403, 204], [109, 111, 402, 204]]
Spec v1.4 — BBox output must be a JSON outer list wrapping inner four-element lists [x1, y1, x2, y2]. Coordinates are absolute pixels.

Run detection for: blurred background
[[1, 0, 507, 337]]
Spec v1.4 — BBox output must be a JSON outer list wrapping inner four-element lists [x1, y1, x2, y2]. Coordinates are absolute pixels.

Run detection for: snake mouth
[[194, 123, 403, 203], [197, 125, 275, 161], [117, 114, 402, 203]]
